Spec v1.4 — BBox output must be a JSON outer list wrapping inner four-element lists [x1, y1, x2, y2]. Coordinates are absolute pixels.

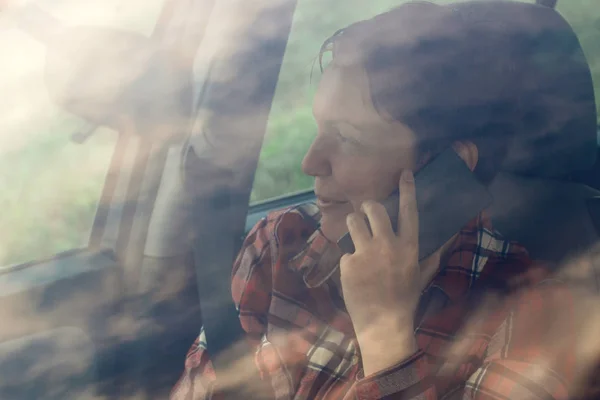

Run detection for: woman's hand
[[340, 170, 422, 375]]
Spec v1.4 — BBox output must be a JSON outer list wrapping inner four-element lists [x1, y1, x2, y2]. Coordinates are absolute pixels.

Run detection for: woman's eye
[[337, 133, 350, 143], [335, 130, 358, 145]]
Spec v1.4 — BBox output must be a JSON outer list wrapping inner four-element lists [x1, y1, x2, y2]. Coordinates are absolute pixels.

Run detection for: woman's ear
[[452, 141, 479, 171]]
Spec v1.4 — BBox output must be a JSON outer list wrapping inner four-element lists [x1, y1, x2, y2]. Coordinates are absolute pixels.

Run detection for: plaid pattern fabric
[[171, 203, 575, 400]]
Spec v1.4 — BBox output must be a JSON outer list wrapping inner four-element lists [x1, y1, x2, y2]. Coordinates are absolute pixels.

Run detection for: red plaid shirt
[[171, 203, 575, 399]]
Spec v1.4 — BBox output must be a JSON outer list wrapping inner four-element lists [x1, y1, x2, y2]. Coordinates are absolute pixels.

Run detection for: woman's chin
[[317, 201, 354, 241], [319, 215, 350, 243]]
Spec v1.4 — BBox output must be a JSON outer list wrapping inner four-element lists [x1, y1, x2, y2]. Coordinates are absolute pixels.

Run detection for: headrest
[[448, 1, 597, 178]]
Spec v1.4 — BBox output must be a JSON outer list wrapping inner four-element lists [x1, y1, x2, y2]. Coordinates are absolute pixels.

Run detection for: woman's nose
[[301, 135, 332, 177]]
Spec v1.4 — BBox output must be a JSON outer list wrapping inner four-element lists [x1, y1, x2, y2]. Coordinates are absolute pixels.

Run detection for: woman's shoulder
[[466, 221, 557, 296], [238, 202, 321, 267], [232, 203, 321, 300], [247, 202, 321, 247]]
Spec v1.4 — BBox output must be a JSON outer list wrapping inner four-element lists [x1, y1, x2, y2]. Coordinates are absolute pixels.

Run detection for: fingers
[[360, 200, 394, 238], [399, 170, 418, 249], [347, 170, 418, 254], [346, 212, 371, 251]]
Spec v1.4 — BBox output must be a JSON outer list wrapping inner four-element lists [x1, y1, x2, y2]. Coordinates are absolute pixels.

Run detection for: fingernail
[[403, 170, 414, 182]]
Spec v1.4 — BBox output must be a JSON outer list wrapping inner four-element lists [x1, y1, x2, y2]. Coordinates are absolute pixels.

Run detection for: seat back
[[488, 173, 600, 290], [458, 1, 600, 291]]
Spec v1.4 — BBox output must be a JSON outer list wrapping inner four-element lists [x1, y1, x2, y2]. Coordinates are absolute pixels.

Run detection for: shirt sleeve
[[353, 350, 437, 399], [169, 328, 218, 400], [170, 217, 274, 400], [350, 281, 575, 400]]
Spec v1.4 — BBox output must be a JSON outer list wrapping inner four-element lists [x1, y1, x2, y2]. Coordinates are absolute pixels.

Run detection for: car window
[[250, 0, 405, 204], [250, 0, 481, 204], [556, 0, 600, 124], [251, 0, 600, 204], [0, 0, 166, 267]]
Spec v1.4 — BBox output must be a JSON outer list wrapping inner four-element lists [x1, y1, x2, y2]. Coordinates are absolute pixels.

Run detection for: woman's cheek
[[339, 170, 387, 207], [333, 157, 375, 192]]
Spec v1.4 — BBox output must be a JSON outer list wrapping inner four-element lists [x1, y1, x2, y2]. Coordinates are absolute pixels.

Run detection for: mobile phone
[[336, 147, 493, 260]]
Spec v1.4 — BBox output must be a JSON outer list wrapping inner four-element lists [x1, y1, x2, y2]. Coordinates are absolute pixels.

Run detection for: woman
[[172, 1, 578, 399]]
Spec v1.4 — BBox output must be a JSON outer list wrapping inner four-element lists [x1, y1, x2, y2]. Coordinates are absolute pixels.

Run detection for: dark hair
[[318, 1, 531, 184]]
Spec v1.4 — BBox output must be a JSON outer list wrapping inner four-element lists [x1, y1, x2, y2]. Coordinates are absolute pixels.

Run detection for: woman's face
[[302, 64, 419, 241]]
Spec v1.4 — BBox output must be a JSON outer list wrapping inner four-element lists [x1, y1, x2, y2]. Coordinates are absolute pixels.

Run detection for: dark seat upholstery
[[471, 1, 599, 290]]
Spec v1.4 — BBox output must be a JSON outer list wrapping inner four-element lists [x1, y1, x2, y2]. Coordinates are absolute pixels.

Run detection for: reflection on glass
[[0, 0, 166, 266]]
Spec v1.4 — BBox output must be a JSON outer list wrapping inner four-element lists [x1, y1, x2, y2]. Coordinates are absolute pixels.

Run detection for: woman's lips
[[316, 197, 348, 209]]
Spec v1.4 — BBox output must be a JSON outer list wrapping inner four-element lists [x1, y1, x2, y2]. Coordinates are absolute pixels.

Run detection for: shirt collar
[[287, 203, 343, 288], [288, 203, 500, 305], [424, 213, 493, 304]]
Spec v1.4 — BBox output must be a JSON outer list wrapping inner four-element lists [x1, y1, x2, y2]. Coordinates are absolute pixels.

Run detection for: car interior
[[0, 0, 599, 399]]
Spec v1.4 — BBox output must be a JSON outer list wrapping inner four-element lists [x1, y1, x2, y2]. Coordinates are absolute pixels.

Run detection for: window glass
[[251, 0, 600, 203], [251, 0, 405, 203], [0, 0, 166, 266], [556, 0, 600, 124]]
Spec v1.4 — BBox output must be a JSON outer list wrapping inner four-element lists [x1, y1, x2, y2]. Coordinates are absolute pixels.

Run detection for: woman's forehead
[[313, 64, 379, 127], [313, 64, 416, 148]]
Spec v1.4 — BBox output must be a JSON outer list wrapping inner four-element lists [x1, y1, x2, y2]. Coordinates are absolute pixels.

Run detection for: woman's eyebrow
[[336, 121, 388, 141], [330, 120, 369, 132]]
